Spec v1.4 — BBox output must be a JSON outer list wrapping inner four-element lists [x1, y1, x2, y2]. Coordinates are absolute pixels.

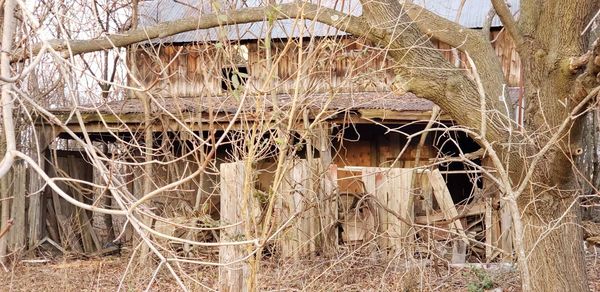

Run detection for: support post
[[317, 163, 338, 255], [219, 161, 251, 292], [314, 123, 338, 255]]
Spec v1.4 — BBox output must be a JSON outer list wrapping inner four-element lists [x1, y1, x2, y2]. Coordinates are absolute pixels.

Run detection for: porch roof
[[50, 91, 435, 117]]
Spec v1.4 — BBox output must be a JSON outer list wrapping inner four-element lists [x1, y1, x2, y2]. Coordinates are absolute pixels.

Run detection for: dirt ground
[[1, 247, 599, 291]]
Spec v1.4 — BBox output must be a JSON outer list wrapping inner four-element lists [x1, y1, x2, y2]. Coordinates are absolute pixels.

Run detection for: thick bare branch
[[482, 8, 497, 37], [490, 0, 524, 47], [368, 2, 509, 143], [403, 3, 483, 51], [0, 0, 17, 179], [12, 2, 374, 62]]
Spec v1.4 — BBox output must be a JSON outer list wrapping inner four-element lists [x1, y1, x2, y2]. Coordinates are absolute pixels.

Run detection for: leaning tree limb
[[11, 2, 377, 62]]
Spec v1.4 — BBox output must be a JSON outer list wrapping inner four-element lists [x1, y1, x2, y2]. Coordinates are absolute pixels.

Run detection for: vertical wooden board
[[419, 172, 434, 214], [492, 207, 502, 255], [315, 162, 338, 255], [362, 168, 388, 252], [385, 169, 401, 251], [219, 161, 249, 292], [9, 164, 26, 250], [47, 155, 81, 251], [278, 159, 315, 259], [28, 127, 55, 247], [323, 164, 339, 253], [386, 168, 414, 254], [397, 169, 414, 238], [45, 196, 60, 243], [278, 161, 295, 257], [482, 156, 502, 260], [71, 156, 100, 253], [293, 160, 310, 256]]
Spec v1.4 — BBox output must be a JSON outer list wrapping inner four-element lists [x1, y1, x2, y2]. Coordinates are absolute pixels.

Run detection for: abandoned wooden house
[[13, 0, 524, 270]]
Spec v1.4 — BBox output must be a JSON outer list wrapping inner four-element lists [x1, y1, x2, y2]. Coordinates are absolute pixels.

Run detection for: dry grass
[[1, 246, 599, 291]]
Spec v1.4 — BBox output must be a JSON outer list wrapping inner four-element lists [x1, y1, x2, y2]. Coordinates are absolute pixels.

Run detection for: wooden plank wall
[[134, 31, 520, 98], [128, 149, 215, 216], [491, 30, 521, 87], [46, 151, 101, 253], [333, 132, 437, 195], [431, 29, 521, 87]]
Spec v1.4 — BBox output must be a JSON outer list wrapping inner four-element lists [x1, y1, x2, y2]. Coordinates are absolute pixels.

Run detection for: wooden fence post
[[312, 123, 338, 255], [219, 161, 251, 292]]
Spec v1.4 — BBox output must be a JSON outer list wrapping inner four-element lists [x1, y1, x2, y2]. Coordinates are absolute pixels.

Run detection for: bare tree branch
[[12, 2, 375, 62], [482, 8, 497, 38], [490, 0, 524, 47], [403, 3, 483, 51]]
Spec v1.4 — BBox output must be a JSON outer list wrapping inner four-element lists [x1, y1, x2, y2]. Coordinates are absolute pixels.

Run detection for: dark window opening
[[433, 131, 482, 205], [221, 66, 248, 91]]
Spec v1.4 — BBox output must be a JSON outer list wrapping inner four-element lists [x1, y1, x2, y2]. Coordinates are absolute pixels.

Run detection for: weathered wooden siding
[[431, 29, 521, 87], [134, 32, 521, 97], [246, 39, 395, 94], [332, 129, 437, 195], [491, 30, 521, 86]]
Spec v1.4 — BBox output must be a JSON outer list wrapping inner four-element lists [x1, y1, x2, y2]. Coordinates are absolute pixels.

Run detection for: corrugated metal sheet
[[139, 0, 361, 43], [413, 0, 520, 28], [139, 0, 520, 42]]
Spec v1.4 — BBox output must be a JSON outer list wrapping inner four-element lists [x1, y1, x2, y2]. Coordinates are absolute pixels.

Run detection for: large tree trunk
[[522, 193, 588, 292], [515, 1, 598, 289]]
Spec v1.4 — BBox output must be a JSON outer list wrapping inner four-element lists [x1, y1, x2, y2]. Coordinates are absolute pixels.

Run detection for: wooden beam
[[358, 109, 452, 121], [427, 169, 469, 263], [414, 201, 487, 224]]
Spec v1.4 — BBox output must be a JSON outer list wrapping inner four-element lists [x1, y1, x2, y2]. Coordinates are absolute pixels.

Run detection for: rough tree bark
[[511, 1, 598, 290]]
